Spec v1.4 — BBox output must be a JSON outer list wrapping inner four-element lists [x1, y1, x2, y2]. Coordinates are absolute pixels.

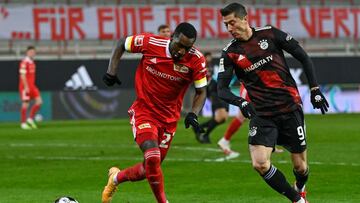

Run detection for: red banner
[[0, 5, 359, 40]]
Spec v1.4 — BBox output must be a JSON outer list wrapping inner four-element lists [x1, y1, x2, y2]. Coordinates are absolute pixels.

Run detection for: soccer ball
[[54, 196, 79, 203], [34, 113, 43, 122]]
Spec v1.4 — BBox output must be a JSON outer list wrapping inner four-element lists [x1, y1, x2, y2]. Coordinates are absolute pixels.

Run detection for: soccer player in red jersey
[[101, 22, 207, 203], [18, 46, 42, 130], [157, 24, 171, 38]]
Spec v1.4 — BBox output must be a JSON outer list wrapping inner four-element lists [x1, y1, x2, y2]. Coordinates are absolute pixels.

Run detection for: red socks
[[29, 104, 41, 119], [21, 106, 27, 123], [144, 148, 166, 203], [224, 117, 243, 140], [116, 163, 146, 183]]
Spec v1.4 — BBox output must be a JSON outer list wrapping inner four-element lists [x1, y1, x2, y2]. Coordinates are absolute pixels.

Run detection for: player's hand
[[184, 112, 205, 133], [238, 98, 256, 119], [103, 73, 122, 86], [310, 87, 329, 114]]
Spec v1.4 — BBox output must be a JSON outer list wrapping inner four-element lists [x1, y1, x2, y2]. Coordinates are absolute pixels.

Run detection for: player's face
[[159, 28, 171, 38], [27, 49, 36, 59], [223, 13, 248, 39], [169, 33, 195, 61]]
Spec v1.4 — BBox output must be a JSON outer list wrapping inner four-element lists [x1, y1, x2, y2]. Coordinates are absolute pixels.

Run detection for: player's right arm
[[19, 61, 29, 92], [217, 51, 256, 119], [104, 34, 149, 86]]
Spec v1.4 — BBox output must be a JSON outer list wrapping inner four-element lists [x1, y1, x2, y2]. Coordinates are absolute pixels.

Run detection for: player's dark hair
[[26, 45, 35, 51], [204, 52, 212, 57], [173, 22, 197, 40], [157, 24, 169, 32], [220, 3, 247, 19]]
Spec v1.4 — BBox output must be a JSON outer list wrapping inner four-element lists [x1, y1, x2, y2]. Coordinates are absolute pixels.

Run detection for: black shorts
[[211, 96, 229, 114], [248, 108, 307, 153]]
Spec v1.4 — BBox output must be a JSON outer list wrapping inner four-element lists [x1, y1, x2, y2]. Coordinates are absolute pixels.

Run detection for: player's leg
[[280, 108, 309, 202], [19, 88, 31, 129], [218, 110, 245, 155], [249, 116, 303, 203], [28, 90, 42, 128], [292, 151, 309, 200]]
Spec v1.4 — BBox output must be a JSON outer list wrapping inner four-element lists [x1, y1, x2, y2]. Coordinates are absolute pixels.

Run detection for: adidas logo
[[64, 65, 97, 90], [238, 54, 245, 61]]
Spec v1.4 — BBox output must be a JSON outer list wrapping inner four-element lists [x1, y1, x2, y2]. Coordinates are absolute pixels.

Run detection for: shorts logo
[[219, 58, 225, 72], [249, 126, 257, 137], [138, 123, 151, 129], [258, 39, 268, 50], [134, 35, 144, 46]]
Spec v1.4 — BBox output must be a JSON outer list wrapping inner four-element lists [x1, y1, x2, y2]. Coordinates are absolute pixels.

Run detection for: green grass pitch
[[0, 114, 359, 203]]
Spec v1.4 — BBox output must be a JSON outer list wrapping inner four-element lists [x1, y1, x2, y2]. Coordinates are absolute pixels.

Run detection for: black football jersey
[[218, 25, 302, 116]]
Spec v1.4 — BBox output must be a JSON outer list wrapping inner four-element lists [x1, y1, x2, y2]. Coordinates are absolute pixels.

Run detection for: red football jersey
[[19, 56, 36, 88], [124, 33, 207, 123]]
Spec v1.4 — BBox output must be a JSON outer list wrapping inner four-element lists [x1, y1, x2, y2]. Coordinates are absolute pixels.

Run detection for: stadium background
[[0, 0, 360, 203]]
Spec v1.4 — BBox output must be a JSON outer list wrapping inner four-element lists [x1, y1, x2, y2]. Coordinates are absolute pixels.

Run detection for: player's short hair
[[157, 24, 170, 32], [220, 3, 247, 19], [173, 22, 197, 40], [26, 46, 35, 51], [204, 52, 212, 57]]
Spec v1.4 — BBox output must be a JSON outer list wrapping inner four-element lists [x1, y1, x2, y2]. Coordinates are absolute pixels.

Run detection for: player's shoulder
[[188, 46, 204, 60], [222, 38, 238, 52], [254, 25, 273, 32]]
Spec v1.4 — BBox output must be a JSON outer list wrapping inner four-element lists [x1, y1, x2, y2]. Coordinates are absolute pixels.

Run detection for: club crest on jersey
[[173, 64, 189, 73], [258, 39, 269, 50], [134, 35, 144, 46], [249, 126, 257, 137], [138, 123, 151, 129]]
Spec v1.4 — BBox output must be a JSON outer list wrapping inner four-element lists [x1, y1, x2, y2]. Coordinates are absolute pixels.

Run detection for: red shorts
[[19, 86, 40, 101], [128, 104, 177, 161]]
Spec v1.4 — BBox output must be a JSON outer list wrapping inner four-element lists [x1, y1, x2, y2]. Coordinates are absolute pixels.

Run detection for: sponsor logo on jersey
[[146, 66, 182, 81], [138, 123, 151, 129], [64, 65, 97, 90], [258, 39, 269, 50], [249, 126, 257, 137], [244, 55, 273, 72], [134, 35, 144, 46], [173, 64, 189, 73]]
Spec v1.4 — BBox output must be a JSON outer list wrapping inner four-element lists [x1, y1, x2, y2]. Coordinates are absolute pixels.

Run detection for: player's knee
[[144, 148, 161, 169], [293, 163, 308, 174], [252, 160, 270, 174]]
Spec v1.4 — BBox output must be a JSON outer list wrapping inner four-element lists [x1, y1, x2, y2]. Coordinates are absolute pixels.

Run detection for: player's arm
[[103, 39, 125, 86], [19, 62, 29, 92], [217, 52, 256, 119], [273, 27, 329, 114], [184, 60, 208, 133]]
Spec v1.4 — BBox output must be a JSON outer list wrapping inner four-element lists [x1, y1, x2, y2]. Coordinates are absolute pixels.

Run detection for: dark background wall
[[1, 57, 359, 91]]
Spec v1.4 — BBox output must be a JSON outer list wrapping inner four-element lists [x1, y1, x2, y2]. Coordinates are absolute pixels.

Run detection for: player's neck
[[239, 26, 253, 41]]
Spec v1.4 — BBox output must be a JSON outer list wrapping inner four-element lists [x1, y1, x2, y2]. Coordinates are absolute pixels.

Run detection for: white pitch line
[[1, 142, 359, 167], [3, 155, 360, 167]]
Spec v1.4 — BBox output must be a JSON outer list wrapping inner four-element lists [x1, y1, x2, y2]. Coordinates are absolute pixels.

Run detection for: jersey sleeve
[[272, 26, 300, 53], [19, 60, 27, 74], [192, 56, 208, 89], [124, 34, 149, 54]]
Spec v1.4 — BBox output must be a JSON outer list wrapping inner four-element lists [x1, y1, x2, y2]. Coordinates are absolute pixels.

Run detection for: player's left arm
[[184, 57, 208, 133], [273, 26, 329, 114]]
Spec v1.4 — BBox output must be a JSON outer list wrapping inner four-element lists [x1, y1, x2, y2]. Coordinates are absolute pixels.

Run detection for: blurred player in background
[[193, 52, 232, 147], [101, 22, 207, 203], [218, 3, 328, 203], [217, 83, 284, 154], [157, 24, 171, 38], [18, 46, 42, 130]]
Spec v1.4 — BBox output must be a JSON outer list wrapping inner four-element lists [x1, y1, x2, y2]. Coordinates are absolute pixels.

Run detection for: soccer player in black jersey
[[217, 3, 329, 203]]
